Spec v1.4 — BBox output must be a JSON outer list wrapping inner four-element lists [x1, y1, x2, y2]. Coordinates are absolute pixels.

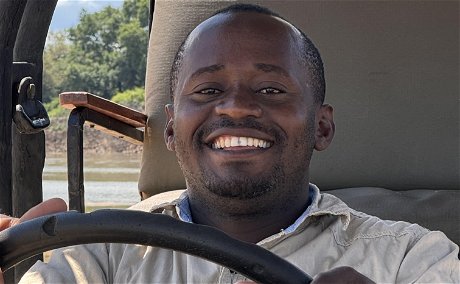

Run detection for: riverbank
[[43, 151, 142, 207], [45, 117, 143, 154]]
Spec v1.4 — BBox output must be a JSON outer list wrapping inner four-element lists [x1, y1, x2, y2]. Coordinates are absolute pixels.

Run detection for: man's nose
[[214, 89, 262, 119]]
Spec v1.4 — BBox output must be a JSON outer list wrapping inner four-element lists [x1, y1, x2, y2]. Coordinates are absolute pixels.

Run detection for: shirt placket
[[217, 267, 247, 284]]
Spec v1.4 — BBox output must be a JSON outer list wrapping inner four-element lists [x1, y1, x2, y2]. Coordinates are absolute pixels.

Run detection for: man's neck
[[188, 188, 311, 243]]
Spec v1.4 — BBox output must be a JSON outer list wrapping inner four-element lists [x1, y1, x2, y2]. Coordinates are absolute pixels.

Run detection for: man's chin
[[193, 164, 284, 200], [205, 179, 274, 200]]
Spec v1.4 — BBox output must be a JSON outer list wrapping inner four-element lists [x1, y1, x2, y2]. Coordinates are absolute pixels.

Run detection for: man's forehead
[[189, 63, 291, 81], [181, 12, 303, 68], [173, 11, 309, 96], [180, 13, 302, 79], [186, 12, 299, 50]]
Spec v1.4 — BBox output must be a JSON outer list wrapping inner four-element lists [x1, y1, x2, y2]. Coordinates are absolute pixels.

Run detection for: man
[[1, 4, 459, 283]]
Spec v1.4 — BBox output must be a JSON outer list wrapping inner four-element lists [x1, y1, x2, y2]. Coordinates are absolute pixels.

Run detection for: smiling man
[[2, 3, 459, 284], [165, 5, 334, 245]]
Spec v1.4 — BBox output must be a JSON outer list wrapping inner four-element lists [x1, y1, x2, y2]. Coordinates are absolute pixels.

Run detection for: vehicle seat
[[138, 0, 459, 244]]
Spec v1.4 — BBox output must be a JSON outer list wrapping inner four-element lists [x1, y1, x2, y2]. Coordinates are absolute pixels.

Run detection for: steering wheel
[[0, 210, 312, 283]]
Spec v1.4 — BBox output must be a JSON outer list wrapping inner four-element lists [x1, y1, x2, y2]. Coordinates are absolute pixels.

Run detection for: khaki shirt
[[21, 186, 460, 283]]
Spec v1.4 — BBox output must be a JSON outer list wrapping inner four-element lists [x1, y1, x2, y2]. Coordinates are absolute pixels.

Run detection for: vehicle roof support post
[[0, 1, 29, 282], [11, 0, 58, 281], [149, 0, 155, 35]]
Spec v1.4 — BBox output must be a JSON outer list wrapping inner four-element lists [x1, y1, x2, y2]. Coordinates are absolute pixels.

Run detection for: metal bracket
[[12, 62, 36, 105], [67, 107, 144, 212], [12, 76, 50, 134], [12, 62, 50, 134]]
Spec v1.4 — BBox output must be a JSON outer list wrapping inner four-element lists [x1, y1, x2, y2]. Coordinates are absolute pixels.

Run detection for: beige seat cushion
[[139, 1, 459, 195], [138, 1, 459, 245]]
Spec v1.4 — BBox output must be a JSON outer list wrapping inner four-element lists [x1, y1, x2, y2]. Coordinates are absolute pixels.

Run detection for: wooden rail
[[60, 92, 147, 128]]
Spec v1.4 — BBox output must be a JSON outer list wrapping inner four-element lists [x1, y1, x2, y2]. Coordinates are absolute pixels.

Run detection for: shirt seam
[[328, 212, 428, 247]]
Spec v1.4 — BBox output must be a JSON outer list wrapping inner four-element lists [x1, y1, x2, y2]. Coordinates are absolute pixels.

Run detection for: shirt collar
[[176, 193, 193, 223], [174, 183, 351, 231]]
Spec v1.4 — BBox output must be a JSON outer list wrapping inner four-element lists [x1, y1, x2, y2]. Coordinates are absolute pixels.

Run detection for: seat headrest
[[139, 0, 459, 197]]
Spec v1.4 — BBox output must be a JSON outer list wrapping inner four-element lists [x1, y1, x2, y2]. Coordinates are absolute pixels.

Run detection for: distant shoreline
[[45, 117, 143, 154], [85, 203, 132, 212]]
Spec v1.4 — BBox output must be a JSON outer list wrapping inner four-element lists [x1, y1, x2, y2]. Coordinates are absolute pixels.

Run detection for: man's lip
[[203, 128, 274, 144]]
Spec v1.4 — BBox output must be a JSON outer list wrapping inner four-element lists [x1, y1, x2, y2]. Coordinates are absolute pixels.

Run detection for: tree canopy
[[43, 0, 148, 112]]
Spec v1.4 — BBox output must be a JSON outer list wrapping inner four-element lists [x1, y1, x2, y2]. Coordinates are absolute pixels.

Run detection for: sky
[[49, 0, 123, 31]]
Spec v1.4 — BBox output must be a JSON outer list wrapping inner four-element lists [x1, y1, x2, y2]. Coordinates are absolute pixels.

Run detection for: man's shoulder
[[319, 193, 430, 246]]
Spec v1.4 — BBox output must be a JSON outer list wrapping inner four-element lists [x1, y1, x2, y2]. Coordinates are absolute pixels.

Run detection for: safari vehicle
[[0, 0, 458, 283]]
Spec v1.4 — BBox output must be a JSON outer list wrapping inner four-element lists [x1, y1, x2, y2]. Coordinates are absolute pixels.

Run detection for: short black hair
[[170, 3, 326, 104]]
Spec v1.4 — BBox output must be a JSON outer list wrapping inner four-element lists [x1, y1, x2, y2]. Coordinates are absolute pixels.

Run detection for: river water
[[43, 152, 142, 207]]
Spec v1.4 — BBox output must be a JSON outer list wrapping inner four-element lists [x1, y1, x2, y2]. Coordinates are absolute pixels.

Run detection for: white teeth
[[212, 136, 271, 150]]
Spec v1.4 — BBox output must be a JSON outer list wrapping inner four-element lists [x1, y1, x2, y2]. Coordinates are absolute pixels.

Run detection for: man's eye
[[258, 87, 282, 94], [197, 88, 221, 95]]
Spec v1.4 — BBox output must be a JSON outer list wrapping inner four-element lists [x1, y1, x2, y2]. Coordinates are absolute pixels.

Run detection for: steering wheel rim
[[0, 209, 312, 284]]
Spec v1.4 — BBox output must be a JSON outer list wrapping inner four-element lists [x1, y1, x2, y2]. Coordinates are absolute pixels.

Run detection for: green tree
[[122, 0, 149, 27], [43, 0, 148, 105], [65, 6, 123, 98], [112, 86, 145, 111], [42, 31, 71, 103], [118, 0, 149, 90], [117, 20, 148, 90]]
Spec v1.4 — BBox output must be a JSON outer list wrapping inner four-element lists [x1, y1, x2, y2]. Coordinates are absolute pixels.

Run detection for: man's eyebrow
[[254, 63, 289, 77], [190, 64, 224, 79]]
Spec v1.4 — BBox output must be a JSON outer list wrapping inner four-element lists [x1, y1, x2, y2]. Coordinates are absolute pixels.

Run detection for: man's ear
[[314, 104, 335, 151], [164, 104, 175, 151]]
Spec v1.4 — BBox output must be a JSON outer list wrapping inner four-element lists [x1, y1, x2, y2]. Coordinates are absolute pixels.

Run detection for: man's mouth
[[211, 135, 272, 150]]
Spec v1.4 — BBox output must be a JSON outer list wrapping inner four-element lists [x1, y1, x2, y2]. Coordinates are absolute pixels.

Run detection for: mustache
[[196, 117, 284, 142]]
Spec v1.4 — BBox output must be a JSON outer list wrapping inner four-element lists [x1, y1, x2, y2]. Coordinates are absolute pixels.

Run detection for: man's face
[[165, 13, 333, 214]]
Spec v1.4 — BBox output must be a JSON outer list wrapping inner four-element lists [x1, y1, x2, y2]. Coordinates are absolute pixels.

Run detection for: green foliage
[[43, 31, 71, 103], [43, 0, 149, 115], [117, 21, 148, 91], [122, 0, 149, 27], [44, 97, 70, 118], [111, 87, 145, 111]]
